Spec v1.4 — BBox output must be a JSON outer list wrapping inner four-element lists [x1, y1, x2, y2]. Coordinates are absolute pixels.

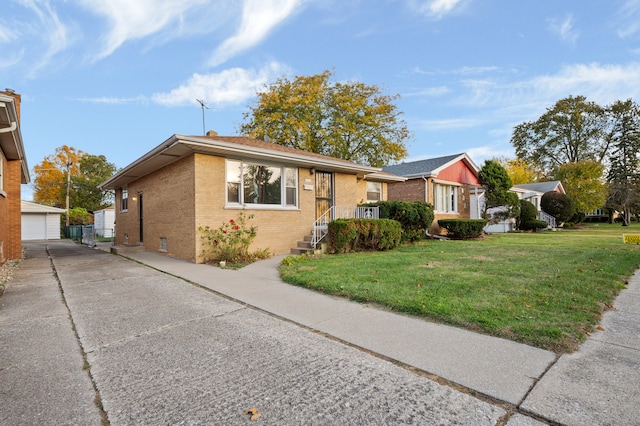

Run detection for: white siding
[[94, 209, 115, 237], [21, 213, 61, 240]]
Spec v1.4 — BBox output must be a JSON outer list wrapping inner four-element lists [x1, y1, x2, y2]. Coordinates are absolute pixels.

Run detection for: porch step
[[111, 244, 145, 255], [290, 234, 322, 255]]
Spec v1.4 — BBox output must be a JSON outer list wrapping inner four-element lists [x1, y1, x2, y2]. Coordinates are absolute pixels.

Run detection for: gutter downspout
[[0, 121, 17, 133], [422, 176, 428, 204]]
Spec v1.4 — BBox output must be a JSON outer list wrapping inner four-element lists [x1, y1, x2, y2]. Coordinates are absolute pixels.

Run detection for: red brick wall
[[0, 159, 23, 263], [387, 178, 426, 202]]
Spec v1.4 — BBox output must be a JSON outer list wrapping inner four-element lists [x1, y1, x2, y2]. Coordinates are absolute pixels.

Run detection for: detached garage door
[[22, 214, 47, 240], [21, 213, 61, 240]]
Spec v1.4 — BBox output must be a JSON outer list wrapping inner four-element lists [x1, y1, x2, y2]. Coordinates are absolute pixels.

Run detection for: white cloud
[[524, 62, 640, 106], [19, 0, 71, 77], [0, 24, 19, 43], [76, 95, 149, 104], [548, 14, 578, 44], [404, 86, 450, 97], [466, 145, 513, 163], [208, 0, 303, 67], [0, 49, 25, 69], [152, 61, 290, 107], [447, 62, 640, 117], [77, 0, 214, 61], [415, 117, 485, 131], [615, 0, 640, 38], [409, 0, 467, 20]]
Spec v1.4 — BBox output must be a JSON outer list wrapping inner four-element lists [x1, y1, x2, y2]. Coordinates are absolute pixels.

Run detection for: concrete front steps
[[110, 244, 146, 255], [290, 233, 323, 255]]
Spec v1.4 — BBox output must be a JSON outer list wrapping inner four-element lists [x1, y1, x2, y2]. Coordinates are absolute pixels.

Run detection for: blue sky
[[3, 0, 640, 200]]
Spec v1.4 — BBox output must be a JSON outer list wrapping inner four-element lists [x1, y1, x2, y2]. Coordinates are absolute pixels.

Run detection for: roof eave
[[0, 95, 30, 184], [100, 134, 382, 190]]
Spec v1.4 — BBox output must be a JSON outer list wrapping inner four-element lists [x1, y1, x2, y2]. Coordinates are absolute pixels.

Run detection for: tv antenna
[[195, 99, 209, 135]]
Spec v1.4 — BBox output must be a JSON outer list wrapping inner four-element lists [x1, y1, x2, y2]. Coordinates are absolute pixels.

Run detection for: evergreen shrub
[[328, 218, 402, 253], [437, 219, 487, 239]]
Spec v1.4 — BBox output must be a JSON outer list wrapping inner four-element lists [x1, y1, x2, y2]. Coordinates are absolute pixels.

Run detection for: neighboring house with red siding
[[0, 89, 29, 264], [382, 153, 481, 233]]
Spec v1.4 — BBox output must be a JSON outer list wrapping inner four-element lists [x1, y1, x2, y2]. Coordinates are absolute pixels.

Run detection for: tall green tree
[[605, 99, 640, 225], [511, 95, 609, 175], [239, 70, 410, 167], [553, 160, 606, 214], [33, 147, 116, 211], [478, 160, 520, 223], [71, 155, 118, 211]]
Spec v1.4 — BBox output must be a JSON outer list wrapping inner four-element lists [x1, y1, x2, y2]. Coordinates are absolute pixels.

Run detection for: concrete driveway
[[1, 241, 504, 425]]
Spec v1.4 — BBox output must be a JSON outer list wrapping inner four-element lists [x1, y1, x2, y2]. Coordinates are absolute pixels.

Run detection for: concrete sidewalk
[[1, 241, 505, 425], [125, 248, 640, 425], [125, 251, 557, 406]]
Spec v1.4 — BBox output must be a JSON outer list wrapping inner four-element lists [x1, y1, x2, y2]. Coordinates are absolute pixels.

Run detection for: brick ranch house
[[99, 132, 405, 263], [382, 153, 481, 234], [0, 89, 29, 265]]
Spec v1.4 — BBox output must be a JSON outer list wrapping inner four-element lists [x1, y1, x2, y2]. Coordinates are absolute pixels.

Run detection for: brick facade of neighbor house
[[383, 153, 480, 235], [0, 159, 24, 262], [387, 178, 425, 202], [103, 134, 403, 263], [0, 90, 29, 264]]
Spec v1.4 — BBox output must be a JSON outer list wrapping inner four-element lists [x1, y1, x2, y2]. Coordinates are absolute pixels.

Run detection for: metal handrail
[[538, 211, 556, 228], [311, 206, 379, 248]]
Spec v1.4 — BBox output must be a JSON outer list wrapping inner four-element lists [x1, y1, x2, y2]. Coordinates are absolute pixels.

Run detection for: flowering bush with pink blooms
[[199, 213, 270, 265]]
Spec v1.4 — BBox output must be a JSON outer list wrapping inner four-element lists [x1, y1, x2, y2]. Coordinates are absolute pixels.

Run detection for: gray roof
[[513, 181, 563, 194], [382, 153, 468, 177], [21, 200, 65, 214]]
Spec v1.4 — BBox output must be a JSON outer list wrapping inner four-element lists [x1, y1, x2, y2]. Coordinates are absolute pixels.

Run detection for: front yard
[[280, 223, 640, 353]]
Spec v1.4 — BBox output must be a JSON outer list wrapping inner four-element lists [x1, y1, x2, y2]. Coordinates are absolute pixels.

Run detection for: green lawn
[[279, 223, 640, 353]]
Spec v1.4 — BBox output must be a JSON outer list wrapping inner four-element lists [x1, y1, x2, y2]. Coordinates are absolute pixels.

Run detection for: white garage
[[21, 200, 64, 240]]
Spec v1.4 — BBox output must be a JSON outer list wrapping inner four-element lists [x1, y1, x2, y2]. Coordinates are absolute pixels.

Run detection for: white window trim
[[433, 182, 459, 213], [225, 159, 299, 210], [0, 150, 5, 197], [366, 181, 382, 203]]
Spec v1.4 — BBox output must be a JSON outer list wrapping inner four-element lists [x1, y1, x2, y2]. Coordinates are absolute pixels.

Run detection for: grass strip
[[280, 223, 640, 353]]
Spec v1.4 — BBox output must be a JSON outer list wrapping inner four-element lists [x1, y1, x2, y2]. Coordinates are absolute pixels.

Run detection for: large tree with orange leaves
[[33, 145, 116, 211]]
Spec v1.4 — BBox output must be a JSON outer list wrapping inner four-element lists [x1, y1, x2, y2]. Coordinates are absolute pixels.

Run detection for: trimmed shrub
[[363, 201, 434, 241], [328, 218, 402, 253], [541, 191, 575, 223], [516, 199, 550, 231], [520, 219, 548, 231], [437, 219, 487, 239]]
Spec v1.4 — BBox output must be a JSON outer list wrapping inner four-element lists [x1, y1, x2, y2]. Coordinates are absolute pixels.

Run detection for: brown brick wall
[[194, 156, 319, 261], [385, 178, 477, 235], [0, 158, 24, 263], [115, 155, 197, 261], [114, 154, 366, 262], [387, 178, 426, 202]]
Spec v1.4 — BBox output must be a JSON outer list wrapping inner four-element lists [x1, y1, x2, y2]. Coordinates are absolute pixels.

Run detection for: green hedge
[[437, 219, 487, 239], [362, 201, 434, 241], [328, 219, 402, 253], [521, 219, 548, 231]]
